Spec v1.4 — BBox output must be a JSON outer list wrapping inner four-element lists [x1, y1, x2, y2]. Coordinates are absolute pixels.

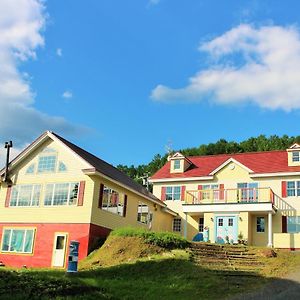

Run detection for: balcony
[[182, 187, 275, 214]]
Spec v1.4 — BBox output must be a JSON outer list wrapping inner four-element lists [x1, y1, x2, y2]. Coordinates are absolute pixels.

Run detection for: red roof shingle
[[151, 150, 300, 179]]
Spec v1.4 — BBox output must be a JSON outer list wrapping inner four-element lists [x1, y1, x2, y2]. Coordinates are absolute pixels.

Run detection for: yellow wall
[[274, 233, 300, 248], [0, 137, 173, 233]]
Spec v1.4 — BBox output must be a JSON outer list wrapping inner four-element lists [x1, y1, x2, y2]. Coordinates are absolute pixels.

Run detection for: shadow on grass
[[1, 259, 300, 300]]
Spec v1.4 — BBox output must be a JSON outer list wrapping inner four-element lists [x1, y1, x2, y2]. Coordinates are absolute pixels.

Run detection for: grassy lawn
[[0, 250, 276, 300], [1, 229, 300, 300]]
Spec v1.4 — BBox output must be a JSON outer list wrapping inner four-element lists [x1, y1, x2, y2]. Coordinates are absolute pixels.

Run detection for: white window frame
[[287, 181, 300, 197], [174, 159, 181, 170], [9, 184, 41, 207], [292, 151, 300, 162], [44, 182, 79, 206], [1, 228, 35, 254], [37, 154, 57, 173], [165, 186, 181, 201], [137, 202, 151, 224], [287, 216, 300, 233], [173, 218, 182, 232], [256, 217, 265, 233], [101, 186, 124, 216]]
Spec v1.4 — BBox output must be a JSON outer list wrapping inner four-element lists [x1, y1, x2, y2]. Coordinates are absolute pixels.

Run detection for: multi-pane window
[[165, 186, 181, 200], [10, 185, 41, 207], [38, 155, 56, 173], [218, 218, 223, 227], [173, 218, 182, 232], [287, 216, 300, 233], [292, 151, 300, 162], [101, 186, 124, 216], [174, 159, 181, 170], [137, 202, 152, 224], [228, 218, 233, 227], [287, 181, 300, 197], [44, 182, 79, 206], [202, 184, 219, 200], [1, 228, 35, 253], [237, 182, 258, 201], [256, 217, 265, 232]]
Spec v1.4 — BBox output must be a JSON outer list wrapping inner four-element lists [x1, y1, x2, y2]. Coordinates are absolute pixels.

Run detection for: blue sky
[[2, 0, 300, 166]]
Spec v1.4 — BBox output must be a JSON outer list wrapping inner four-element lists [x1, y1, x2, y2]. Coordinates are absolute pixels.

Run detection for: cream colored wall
[[0, 139, 94, 224], [90, 175, 173, 232], [274, 233, 300, 248]]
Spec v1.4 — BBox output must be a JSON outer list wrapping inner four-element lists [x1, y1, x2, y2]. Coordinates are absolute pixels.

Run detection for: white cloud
[[151, 24, 300, 111], [148, 0, 160, 6], [62, 90, 73, 99], [0, 0, 82, 164], [56, 48, 62, 57]]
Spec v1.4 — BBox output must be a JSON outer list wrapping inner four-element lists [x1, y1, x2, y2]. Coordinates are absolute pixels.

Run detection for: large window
[[173, 218, 181, 232], [137, 202, 152, 224], [10, 185, 41, 207], [38, 155, 56, 173], [202, 184, 219, 200], [101, 186, 124, 216], [44, 182, 79, 206], [166, 186, 181, 200], [237, 182, 258, 201], [292, 151, 300, 162], [287, 216, 300, 233], [256, 217, 265, 233], [1, 228, 35, 253], [287, 181, 300, 197]]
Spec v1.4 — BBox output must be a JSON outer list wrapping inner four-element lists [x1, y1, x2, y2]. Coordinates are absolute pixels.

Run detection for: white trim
[[149, 176, 214, 183], [288, 143, 300, 150], [83, 169, 167, 208], [250, 171, 300, 178], [209, 158, 254, 175]]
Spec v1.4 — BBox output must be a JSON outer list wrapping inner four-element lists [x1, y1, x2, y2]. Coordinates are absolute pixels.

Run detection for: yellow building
[[0, 131, 174, 268], [149, 146, 300, 249]]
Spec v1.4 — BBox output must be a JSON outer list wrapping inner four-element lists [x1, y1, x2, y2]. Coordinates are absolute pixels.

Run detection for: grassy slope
[[1, 234, 300, 300]]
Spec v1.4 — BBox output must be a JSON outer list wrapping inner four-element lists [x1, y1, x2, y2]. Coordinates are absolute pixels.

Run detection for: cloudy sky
[[1, 0, 300, 166]]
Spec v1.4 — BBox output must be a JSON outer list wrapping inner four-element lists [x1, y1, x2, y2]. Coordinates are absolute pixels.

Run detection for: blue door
[[215, 216, 238, 244]]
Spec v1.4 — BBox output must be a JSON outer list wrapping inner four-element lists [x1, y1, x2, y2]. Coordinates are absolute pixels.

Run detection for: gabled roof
[[150, 150, 300, 180], [1, 131, 165, 206]]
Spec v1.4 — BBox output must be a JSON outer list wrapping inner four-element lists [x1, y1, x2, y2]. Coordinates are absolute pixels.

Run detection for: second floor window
[[101, 186, 125, 216], [166, 186, 181, 200], [287, 181, 300, 197], [10, 184, 41, 207], [174, 159, 181, 170], [44, 182, 79, 206]]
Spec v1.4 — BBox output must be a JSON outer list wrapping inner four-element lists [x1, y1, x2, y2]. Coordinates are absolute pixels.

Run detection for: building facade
[[0, 131, 174, 268], [150, 146, 300, 249]]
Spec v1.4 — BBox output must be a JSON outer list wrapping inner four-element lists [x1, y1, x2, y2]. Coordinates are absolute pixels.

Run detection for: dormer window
[[174, 159, 181, 170], [292, 151, 300, 162]]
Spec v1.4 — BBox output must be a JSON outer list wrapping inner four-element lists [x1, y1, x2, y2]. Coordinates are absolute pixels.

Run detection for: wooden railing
[[184, 187, 274, 205]]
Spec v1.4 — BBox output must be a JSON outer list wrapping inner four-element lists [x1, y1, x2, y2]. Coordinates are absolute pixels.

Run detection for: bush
[[111, 227, 190, 249]]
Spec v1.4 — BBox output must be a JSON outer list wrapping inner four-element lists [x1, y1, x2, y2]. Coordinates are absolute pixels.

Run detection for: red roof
[[151, 150, 300, 179]]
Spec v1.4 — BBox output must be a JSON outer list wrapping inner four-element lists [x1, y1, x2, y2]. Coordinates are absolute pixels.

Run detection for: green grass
[[110, 227, 190, 249]]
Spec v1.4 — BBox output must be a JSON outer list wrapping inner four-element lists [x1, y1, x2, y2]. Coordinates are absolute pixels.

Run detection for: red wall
[[0, 223, 91, 268]]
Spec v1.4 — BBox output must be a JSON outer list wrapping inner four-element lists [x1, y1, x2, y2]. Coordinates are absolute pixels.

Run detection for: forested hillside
[[117, 135, 300, 184]]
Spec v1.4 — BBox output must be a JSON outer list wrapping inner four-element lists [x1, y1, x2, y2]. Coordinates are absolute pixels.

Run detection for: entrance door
[[52, 233, 67, 267], [215, 216, 238, 244]]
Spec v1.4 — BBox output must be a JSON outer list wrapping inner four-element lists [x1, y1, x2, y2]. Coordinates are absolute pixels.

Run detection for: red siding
[[77, 181, 85, 206], [0, 223, 91, 268]]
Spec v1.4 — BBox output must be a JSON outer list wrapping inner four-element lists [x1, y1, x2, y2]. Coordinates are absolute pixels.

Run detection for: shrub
[[111, 227, 190, 249]]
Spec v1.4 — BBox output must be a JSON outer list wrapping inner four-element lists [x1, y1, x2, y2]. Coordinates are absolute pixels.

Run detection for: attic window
[[37, 155, 56, 173], [292, 151, 300, 162], [58, 162, 67, 172], [174, 159, 181, 170], [26, 164, 35, 174]]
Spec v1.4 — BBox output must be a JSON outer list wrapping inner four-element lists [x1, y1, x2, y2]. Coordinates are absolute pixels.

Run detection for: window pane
[[10, 188, 18, 206], [137, 202, 149, 224], [174, 160, 180, 169], [24, 230, 34, 253], [218, 219, 223, 226], [18, 185, 32, 206], [69, 183, 79, 205], [173, 219, 181, 232], [257, 217, 265, 232], [38, 155, 56, 173], [10, 230, 25, 252], [32, 185, 41, 206], [1, 229, 11, 251], [287, 181, 295, 189], [53, 183, 69, 205], [44, 184, 54, 205]]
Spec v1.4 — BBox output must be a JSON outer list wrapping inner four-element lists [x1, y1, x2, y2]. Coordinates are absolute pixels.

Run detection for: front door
[[215, 216, 238, 244], [52, 233, 67, 267]]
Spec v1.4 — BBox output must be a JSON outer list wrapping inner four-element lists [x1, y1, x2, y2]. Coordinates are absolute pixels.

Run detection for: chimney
[[4, 141, 13, 184]]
